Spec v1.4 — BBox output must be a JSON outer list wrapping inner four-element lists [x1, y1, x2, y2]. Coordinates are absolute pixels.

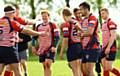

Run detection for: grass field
[[27, 50, 120, 76]]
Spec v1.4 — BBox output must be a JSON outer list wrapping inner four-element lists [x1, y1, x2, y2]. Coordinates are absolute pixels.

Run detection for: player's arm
[[53, 24, 60, 48], [75, 22, 82, 31], [107, 30, 116, 49], [106, 23, 117, 51], [15, 16, 36, 25], [59, 24, 69, 58], [12, 21, 46, 36], [51, 23, 60, 53]]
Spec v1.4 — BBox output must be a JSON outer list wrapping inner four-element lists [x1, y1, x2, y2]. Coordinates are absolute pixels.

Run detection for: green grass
[[27, 55, 120, 76], [28, 60, 73, 76]]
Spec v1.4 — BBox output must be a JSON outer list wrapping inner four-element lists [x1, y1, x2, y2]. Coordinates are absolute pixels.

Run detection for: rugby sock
[[83, 73, 87, 76], [4, 71, 13, 76], [103, 70, 109, 76], [111, 68, 120, 76]]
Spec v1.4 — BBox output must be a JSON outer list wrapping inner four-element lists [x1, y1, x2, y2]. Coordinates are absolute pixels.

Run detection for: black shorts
[[82, 49, 100, 63], [101, 51, 116, 61], [67, 43, 83, 62], [0, 46, 19, 65], [39, 50, 55, 63]]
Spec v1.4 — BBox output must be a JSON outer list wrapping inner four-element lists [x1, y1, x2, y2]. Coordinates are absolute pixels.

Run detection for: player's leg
[[19, 50, 29, 76], [86, 62, 95, 76], [101, 57, 110, 76], [69, 59, 81, 76], [4, 65, 13, 76], [43, 59, 52, 76], [81, 50, 87, 76], [10, 63, 22, 76], [0, 64, 5, 76], [67, 43, 83, 76], [81, 63, 87, 76], [85, 49, 100, 76], [108, 52, 120, 76]]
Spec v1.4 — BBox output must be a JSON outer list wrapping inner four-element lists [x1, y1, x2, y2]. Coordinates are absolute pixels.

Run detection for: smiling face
[[74, 9, 82, 19], [79, 6, 87, 17], [41, 12, 50, 23]]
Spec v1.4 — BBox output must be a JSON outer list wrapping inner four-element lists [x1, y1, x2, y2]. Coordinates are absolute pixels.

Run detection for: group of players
[[0, 1, 120, 76], [60, 2, 120, 76]]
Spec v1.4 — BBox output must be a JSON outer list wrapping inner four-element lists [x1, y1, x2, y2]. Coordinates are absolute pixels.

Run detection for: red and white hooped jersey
[[0, 17, 24, 47], [102, 18, 117, 51], [36, 22, 59, 54]]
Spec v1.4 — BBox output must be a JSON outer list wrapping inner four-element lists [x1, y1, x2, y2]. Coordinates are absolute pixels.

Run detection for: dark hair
[[62, 8, 72, 16], [79, 2, 90, 11], [4, 5, 15, 13], [73, 8, 79, 13]]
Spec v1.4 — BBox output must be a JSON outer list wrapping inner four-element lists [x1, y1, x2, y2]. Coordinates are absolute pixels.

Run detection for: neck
[[5, 14, 14, 19]]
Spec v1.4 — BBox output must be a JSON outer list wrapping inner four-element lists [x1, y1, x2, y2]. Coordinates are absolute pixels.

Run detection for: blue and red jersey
[[81, 14, 100, 49], [62, 19, 81, 44]]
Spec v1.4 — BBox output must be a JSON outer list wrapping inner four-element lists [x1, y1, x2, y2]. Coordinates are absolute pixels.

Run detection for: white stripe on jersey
[[54, 29, 60, 32], [89, 20, 96, 24], [63, 27, 68, 31], [109, 25, 115, 28]]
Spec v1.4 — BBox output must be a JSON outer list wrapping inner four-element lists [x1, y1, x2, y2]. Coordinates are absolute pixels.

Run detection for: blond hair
[[41, 10, 50, 16], [100, 8, 109, 13], [62, 8, 72, 16]]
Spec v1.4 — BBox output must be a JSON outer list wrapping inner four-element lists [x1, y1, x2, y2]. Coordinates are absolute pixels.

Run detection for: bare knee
[[5, 65, 12, 71], [44, 61, 51, 69]]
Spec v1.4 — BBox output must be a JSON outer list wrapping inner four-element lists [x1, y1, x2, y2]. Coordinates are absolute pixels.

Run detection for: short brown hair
[[100, 8, 109, 13], [41, 10, 50, 16], [62, 8, 72, 16], [73, 8, 79, 13]]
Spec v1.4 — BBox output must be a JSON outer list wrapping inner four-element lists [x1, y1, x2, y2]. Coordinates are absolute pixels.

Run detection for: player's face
[[63, 15, 67, 22], [41, 13, 49, 23], [15, 8, 20, 16], [79, 6, 86, 17], [74, 10, 82, 18], [9, 12, 15, 18], [100, 11, 108, 20]]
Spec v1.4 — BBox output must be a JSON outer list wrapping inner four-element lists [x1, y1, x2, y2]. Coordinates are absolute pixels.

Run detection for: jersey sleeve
[[62, 22, 70, 38], [11, 21, 25, 32], [88, 15, 98, 28], [108, 21, 117, 30], [52, 23, 60, 47], [15, 16, 28, 25]]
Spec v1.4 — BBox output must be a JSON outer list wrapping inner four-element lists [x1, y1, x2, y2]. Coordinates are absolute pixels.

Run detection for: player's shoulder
[[108, 18, 117, 28], [89, 14, 97, 20], [11, 20, 20, 26]]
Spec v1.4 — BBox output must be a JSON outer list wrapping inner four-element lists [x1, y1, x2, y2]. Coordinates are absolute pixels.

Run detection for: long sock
[[111, 68, 120, 76], [4, 71, 13, 76], [103, 70, 109, 76], [83, 73, 87, 76]]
